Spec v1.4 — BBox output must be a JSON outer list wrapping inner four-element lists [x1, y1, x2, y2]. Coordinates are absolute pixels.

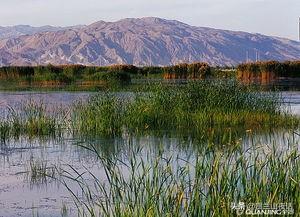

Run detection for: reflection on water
[[281, 91, 300, 115], [0, 91, 299, 217]]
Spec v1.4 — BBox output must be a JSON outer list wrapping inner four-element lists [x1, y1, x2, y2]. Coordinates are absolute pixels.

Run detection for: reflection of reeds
[[24, 157, 57, 186], [62, 143, 300, 216]]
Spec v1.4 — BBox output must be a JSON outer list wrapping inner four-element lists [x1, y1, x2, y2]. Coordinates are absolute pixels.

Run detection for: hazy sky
[[0, 0, 299, 40]]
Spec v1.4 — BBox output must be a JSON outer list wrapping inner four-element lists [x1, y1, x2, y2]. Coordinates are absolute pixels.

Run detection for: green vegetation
[[0, 63, 213, 90], [1, 75, 298, 216], [62, 143, 300, 217], [0, 64, 136, 90], [1, 61, 300, 91], [0, 100, 66, 140], [0, 80, 298, 141], [73, 80, 299, 137], [73, 94, 123, 137]]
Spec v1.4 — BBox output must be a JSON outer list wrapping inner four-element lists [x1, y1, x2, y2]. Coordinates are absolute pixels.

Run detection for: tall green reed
[[0, 100, 67, 140], [61, 142, 300, 217], [0, 80, 298, 139], [72, 93, 123, 137], [72, 80, 299, 137]]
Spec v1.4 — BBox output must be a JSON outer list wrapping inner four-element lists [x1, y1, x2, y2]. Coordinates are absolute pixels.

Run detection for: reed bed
[[0, 100, 67, 140], [62, 142, 300, 217], [0, 80, 298, 140], [73, 80, 299, 137], [72, 94, 123, 137], [6, 80, 298, 216]]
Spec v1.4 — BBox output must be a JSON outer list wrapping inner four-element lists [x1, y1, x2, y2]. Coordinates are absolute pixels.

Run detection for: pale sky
[[0, 0, 299, 40]]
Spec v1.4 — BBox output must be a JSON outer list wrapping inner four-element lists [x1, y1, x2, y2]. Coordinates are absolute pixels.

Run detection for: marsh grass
[[73, 80, 299, 137], [0, 100, 68, 140], [62, 142, 300, 217], [72, 93, 123, 137], [0, 81, 299, 140]]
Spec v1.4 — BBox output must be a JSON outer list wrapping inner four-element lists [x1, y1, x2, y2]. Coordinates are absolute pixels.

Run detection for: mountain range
[[0, 17, 299, 66]]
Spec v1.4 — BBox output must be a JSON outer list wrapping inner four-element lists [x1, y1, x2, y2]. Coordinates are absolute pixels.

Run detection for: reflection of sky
[[0, 91, 91, 108], [0, 134, 196, 217], [0, 91, 300, 216], [281, 91, 300, 115], [0, 138, 77, 217], [0, 92, 91, 118]]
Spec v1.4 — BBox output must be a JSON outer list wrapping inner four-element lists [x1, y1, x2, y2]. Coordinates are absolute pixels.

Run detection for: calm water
[[0, 91, 299, 217]]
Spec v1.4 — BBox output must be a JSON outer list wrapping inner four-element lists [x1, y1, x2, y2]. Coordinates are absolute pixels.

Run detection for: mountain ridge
[[0, 17, 299, 66]]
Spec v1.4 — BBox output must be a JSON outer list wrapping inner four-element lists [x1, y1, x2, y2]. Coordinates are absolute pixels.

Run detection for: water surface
[[0, 91, 299, 217]]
